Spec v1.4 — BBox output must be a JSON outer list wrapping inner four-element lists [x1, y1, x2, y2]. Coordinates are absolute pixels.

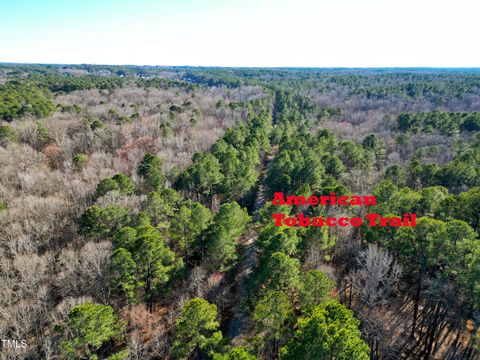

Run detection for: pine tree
[[280, 301, 369, 360], [172, 298, 222, 359], [58, 303, 126, 359]]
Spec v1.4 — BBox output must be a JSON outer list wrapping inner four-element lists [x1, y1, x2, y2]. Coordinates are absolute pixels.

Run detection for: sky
[[0, 0, 479, 67]]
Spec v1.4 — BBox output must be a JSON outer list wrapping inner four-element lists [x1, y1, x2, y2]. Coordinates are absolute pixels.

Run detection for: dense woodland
[[0, 64, 479, 359]]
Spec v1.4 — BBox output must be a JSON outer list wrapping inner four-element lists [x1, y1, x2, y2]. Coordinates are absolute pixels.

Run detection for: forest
[[0, 64, 479, 360]]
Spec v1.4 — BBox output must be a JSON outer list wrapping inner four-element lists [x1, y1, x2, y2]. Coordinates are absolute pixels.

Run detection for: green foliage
[[79, 205, 131, 238], [30, 73, 125, 93], [130, 112, 142, 122], [301, 225, 335, 262], [351, 79, 480, 104], [339, 140, 373, 171], [321, 154, 346, 178], [172, 298, 222, 359], [160, 122, 173, 137], [106, 350, 129, 360], [456, 187, 480, 230], [212, 140, 260, 201], [213, 347, 257, 360], [223, 126, 248, 147], [373, 180, 398, 203], [300, 270, 335, 311], [386, 187, 422, 215], [216, 99, 226, 108], [257, 223, 301, 257], [392, 217, 477, 281], [170, 201, 212, 262], [85, 116, 105, 131], [176, 108, 271, 204], [35, 121, 53, 148], [109, 248, 138, 304], [138, 153, 165, 192], [137, 77, 190, 90], [460, 113, 480, 131], [391, 215, 478, 336], [362, 133, 386, 164], [113, 226, 138, 250], [59, 303, 125, 359], [398, 111, 480, 135], [253, 290, 293, 341], [112, 174, 135, 195], [265, 146, 324, 195], [0, 124, 17, 144], [170, 105, 183, 113], [417, 186, 448, 216], [176, 153, 224, 200], [259, 203, 292, 225], [280, 301, 370, 360], [142, 188, 183, 225], [317, 106, 342, 120], [73, 153, 88, 168], [134, 223, 182, 302], [0, 80, 55, 120], [362, 134, 381, 150], [273, 88, 317, 124], [58, 103, 83, 113], [111, 221, 182, 304], [384, 165, 406, 187], [251, 252, 300, 296], [455, 237, 480, 310], [393, 217, 442, 270], [95, 178, 120, 198], [2, 64, 478, 359], [360, 212, 399, 248], [205, 202, 250, 271]]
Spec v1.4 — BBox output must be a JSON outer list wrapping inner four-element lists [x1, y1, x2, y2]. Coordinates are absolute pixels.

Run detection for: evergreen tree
[[213, 347, 256, 360], [253, 290, 293, 355], [138, 153, 165, 192], [280, 301, 369, 360], [0, 124, 17, 144], [79, 205, 131, 238], [109, 248, 138, 304], [94, 173, 135, 199], [111, 173, 135, 195], [205, 202, 250, 271], [252, 252, 300, 296], [58, 303, 126, 359], [300, 270, 335, 311], [176, 153, 224, 203], [134, 224, 182, 310], [172, 298, 222, 359]]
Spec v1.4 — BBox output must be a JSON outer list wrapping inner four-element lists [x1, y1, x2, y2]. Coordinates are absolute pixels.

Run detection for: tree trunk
[[450, 319, 463, 358], [411, 253, 425, 339], [146, 274, 152, 313], [348, 281, 353, 308], [424, 301, 441, 358]]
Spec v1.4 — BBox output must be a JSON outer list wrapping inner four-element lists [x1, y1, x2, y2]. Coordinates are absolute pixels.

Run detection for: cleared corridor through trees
[[226, 146, 278, 343]]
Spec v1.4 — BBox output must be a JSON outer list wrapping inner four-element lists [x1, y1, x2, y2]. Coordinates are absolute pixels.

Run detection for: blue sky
[[0, 0, 478, 67]]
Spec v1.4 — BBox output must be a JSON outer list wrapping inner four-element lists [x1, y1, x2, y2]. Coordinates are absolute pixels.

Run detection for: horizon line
[[1, 61, 480, 70]]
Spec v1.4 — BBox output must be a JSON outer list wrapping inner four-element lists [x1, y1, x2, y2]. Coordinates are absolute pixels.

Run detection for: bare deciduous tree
[[56, 242, 111, 303], [349, 244, 402, 308]]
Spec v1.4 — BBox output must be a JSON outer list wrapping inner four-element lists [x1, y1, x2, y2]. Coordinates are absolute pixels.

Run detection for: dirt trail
[[226, 146, 277, 343]]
